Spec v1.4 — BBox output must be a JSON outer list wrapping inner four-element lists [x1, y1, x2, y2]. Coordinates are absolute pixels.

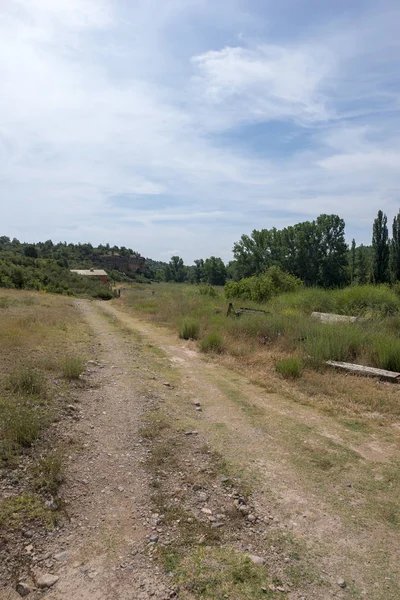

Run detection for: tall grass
[[305, 324, 367, 364], [275, 357, 304, 379], [8, 366, 45, 395], [61, 355, 85, 379], [0, 396, 51, 460], [272, 285, 400, 317], [371, 337, 400, 372], [122, 283, 400, 372], [179, 319, 200, 340], [200, 331, 224, 353]]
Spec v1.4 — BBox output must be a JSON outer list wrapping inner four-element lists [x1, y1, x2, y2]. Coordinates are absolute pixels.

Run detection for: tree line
[[160, 210, 400, 288], [1, 209, 400, 293]]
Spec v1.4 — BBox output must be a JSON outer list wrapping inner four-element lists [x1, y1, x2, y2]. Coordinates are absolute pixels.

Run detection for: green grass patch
[[0, 493, 55, 529], [61, 355, 85, 379], [179, 318, 200, 340], [171, 546, 276, 599], [304, 323, 366, 365], [371, 336, 400, 372], [275, 357, 304, 379], [8, 366, 45, 395], [200, 331, 224, 353], [0, 396, 51, 462], [32, 452, 64, 496]]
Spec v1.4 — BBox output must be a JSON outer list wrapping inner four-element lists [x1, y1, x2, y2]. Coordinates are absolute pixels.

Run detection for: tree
[[203, 257, 227, 286], [164, 256, 187, 283], [356, 244, 371, 284], [372, 210, 389, 283], [292, 220, 321, 286], [350, 239, 356, 283], [390, 211, 400, 282], [233, 229, 273, 278], [24, 245, 38, 259], [193, 259, 204, 284], [316, 214, 348, 287]]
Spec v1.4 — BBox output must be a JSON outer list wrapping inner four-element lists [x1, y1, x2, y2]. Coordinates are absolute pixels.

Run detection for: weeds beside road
[[120, 282, 400, 423], [0, 289, 89, 581]]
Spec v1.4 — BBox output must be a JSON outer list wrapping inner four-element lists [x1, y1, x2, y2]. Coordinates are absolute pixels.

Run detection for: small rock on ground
[[16, 582, 31, 597], [37, 574, 59, 589], [247, 554, 265, 565]]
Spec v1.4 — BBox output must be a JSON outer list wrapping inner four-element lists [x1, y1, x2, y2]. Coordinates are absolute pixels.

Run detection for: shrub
[[179, 319, 200, 340], [200, 331, 224, 353], [61, 356, 85, 379], [8, 366, 45, 395], [275, 357, 304, 379], [225, 267, 302, 303], [198, 284, 218, 298]]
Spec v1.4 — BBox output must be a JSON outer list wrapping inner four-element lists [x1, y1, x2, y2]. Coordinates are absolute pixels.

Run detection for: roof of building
[[70, 269, 108, 276]]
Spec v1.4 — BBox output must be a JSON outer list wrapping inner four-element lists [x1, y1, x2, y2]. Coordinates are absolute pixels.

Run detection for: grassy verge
[[118, 283, 400, 423], [0, 289, 91, 561]]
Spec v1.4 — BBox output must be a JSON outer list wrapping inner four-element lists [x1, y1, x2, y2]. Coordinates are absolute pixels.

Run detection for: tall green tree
[[356, 244, 371, 284], [233, 229, 274, 278], [390, 212, 400, 282], [372, 210, 389, 283], [193, 259, 204, 284], [350, 239, 356, 283], [164, 256, 187, 283], [316, 214, 348, 287], [203, 257, 227, 286]]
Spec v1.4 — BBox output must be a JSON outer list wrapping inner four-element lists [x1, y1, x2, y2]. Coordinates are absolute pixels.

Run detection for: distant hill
[[0, 236, 157, 297]]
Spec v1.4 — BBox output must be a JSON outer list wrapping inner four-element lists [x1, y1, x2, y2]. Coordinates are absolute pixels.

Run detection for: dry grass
[[120, 283, 400, 424], [0, 289, 90, 534]]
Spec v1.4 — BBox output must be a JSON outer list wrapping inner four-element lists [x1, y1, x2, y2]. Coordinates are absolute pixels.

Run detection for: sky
[[1, 0, 399, 263]]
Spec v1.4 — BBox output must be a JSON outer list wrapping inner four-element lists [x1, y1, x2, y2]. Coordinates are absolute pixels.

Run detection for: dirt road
[[6, 299, 399, 600]]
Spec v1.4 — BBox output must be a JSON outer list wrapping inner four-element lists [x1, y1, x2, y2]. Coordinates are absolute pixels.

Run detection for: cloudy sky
[[1, 0, 399, 262]]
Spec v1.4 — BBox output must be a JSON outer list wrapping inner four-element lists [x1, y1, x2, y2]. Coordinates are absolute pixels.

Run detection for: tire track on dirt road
[[96, 300, 400, 600], [9, 299, 179, 600]]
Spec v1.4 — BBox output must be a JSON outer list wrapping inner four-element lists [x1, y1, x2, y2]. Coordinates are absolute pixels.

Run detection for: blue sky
[[1, 0, 399, 262]]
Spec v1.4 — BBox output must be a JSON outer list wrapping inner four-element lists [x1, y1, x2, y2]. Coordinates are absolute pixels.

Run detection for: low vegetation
[[0, 289, 90, 552], [61, 355, 85, 379], [120, 282, 400, 422], [200, 331, 224, 353], [179, 318, 200, 340], [275, 357, 304, 379], [225, 266, 302, 303]]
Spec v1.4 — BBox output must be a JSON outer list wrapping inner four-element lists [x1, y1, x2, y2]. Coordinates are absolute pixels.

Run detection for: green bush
[[225, 266, 302, 303], [275, 357, 304, 379], [200, 331, 224, 353], [61, 356, 85, 380], [198, 284, 218, 297], [8, 366, 45, 396], [179, 319, 200, 340]]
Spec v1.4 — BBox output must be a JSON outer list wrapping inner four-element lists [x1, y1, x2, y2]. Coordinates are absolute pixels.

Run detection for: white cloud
[[0, 0, 399, 260], [191, 44, 333, 127]]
